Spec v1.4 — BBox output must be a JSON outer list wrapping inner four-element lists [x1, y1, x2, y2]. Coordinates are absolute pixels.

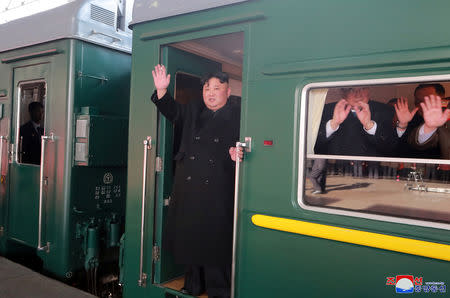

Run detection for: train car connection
[[0, 0, 132, 296], [123, 0, 449, 298]]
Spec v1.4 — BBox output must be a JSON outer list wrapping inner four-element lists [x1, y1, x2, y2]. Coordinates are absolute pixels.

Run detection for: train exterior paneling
[[124, 0, 449, 297], [0, 39, 131, 280]]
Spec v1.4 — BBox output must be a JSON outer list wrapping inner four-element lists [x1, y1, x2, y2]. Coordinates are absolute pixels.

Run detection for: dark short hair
[[414, 83, 445, 97], [340, 87, 368, 99], [201, 71, 229, 87], [28, 101, 43, 113]]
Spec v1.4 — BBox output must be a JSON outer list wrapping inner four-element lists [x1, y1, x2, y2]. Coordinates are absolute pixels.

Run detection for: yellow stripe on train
[[251, 214, 450, 262]]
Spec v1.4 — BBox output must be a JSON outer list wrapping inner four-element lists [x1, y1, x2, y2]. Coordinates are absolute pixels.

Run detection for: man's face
[[414, 86, 439, 116], [202, 77, 231, 111], [31, 106, 43, 123], [345, 88, 370, 107]]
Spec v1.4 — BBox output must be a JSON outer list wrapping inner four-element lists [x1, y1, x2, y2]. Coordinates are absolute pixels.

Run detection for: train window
[[300, 78, 450, 228], [17, 81, 46, 165]]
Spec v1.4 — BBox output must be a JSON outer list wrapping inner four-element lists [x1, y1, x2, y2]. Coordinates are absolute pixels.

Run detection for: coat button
[[204, 179, 209, 185], [186, 176, 191, 181], [189, 156, 195, 160], [209, 159, 214, 165], [194, 136, 200, 141], [213, 138, 219, 143]]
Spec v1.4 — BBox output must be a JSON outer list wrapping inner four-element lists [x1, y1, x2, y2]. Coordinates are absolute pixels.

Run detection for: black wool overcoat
[[151, 91, 240, 266], [20, 121, 42, 164]]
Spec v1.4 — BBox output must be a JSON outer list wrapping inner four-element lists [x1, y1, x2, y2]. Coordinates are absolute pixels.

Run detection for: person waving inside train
[[394, 84, 450, 159], [314, 87, 396, 157], [151, 64, 242, 298]]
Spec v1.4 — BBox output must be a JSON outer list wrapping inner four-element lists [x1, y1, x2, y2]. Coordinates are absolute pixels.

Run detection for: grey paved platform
[[0, 257, 96, 298]]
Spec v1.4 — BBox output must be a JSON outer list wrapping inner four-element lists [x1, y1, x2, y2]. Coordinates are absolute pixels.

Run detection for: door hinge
[[0, 226, 4, 237], [9, 144, 14, 163], [152, 245, 160, 262], [155, 157, 163, 172]]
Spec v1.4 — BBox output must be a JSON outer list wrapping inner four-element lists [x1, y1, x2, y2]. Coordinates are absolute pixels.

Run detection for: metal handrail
[[0, 136, 8, 178], [231, 137, 251, 298], [37, 133, 54, 252], [0, 135, 7, 236], [138, 136, 152, 287]]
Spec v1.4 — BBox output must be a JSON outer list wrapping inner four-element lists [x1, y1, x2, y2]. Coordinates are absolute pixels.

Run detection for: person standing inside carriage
[[20, 101, 44, 165], [151, 64, 241, 298]]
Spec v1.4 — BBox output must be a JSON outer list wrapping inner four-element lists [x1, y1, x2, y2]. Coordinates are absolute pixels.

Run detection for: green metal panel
[[75, 42, 130, 117], [125, 0, 450, 297], [74, 114, 128, 167], [67, 40, 131, 278], [7, 165, 39, 245], [238, 212, 450, 298], [153, 46, 222, 284]]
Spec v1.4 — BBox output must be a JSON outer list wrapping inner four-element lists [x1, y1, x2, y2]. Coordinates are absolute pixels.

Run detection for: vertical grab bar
[[138, 136, 152, 287], [0, 136, 5, 237], [37, 133, 54, 252], [0, 136, 7, 177], [231, 137, 251, 298]]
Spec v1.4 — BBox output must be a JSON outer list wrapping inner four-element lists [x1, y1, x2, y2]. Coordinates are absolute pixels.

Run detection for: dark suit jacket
[[151, 90, 240, 266], [407, 121, 450, 159], [20, 121, 43, 165], [314, 100, 396, 156]]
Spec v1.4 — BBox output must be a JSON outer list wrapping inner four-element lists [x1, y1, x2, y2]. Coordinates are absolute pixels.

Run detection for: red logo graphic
[[414, 277, 423, 286], [396, 275, 414, 285], [386, 277, 396, 285], [386, 275, 423, 286]]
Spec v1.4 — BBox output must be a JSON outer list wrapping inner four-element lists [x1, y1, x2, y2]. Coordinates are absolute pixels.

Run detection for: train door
[[8, 63, 52, 250], [153, 45, 222, 284]]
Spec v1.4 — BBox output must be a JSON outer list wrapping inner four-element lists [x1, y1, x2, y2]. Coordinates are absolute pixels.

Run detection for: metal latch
[[237, 137, 252, 152], [155, 157, 163, 172]]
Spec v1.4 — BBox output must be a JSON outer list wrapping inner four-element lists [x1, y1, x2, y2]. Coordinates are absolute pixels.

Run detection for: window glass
[[303, 80, 450, 226], [17, 81, 46, 165]]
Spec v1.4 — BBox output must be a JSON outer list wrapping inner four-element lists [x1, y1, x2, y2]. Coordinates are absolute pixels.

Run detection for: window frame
[[298, 74, 450, 231], [15, 79, 47, 165]]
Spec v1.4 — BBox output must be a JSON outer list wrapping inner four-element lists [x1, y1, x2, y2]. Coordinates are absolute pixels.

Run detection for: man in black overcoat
[[314, 87, 396, 157], [20, 101, 44, 165], [151, 64, 241, 298]]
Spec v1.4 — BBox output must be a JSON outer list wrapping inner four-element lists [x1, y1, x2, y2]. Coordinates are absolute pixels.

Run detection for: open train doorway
[[152, 32, 244, 295]]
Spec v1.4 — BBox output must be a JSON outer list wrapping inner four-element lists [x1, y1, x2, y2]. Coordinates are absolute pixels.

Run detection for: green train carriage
[[0, 0, 132, 294], [123, 0, 450, 297]]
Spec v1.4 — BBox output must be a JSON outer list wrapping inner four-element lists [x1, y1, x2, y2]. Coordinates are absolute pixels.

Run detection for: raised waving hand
[[152, 64, 171, 99], [394, 97, 418, 128], [421, 95, 450, 133]]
